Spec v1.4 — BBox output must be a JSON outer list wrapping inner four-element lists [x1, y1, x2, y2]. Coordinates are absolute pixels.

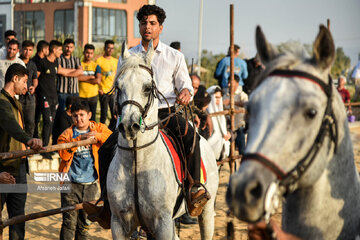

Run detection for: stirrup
[[186, 182, 211, 217]]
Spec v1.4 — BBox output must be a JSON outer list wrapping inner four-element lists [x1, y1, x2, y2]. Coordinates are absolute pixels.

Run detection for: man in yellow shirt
[[95, 40, 117, 129], [78, 44, 101, 121]]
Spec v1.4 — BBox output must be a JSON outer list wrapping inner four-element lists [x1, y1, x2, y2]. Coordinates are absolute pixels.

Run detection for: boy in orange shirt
[[58, 101, 112, 240]]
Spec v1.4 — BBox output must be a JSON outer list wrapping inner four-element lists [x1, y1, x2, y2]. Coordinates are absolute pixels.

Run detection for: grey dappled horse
[[227, 26, 360, 239], [106, 42, 219, 240]]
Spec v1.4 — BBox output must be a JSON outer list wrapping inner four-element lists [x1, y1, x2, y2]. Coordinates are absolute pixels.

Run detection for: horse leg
[[110, 214, 131, 240], [152, 216, 178, 240], [198, 197, 216, 240]]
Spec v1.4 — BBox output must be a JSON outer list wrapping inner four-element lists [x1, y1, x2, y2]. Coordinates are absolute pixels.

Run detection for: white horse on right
[[227, 25, 360, 239]]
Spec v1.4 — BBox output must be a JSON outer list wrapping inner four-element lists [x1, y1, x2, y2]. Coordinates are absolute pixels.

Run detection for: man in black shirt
[[19, 40, 38, 137], [35, 40, 79, 147], [32, 40, 49, 70]]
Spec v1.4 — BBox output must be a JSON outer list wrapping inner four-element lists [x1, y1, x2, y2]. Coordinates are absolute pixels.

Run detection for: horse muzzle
[[226, 161, 275, 223], [118, 118, 141, 140]]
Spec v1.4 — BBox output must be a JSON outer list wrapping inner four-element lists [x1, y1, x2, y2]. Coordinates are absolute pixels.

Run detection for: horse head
[[116, 40, 157, 141], [227, 25, 343, 223]]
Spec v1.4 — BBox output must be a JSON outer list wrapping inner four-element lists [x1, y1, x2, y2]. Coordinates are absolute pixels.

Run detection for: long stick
[[229, 4, 236, 174], [0, 138, 97, 161], [0, 200, 103, 229], [208, 108, 246, 117]]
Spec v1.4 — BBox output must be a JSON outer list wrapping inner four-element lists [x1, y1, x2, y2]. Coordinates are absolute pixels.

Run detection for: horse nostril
[[118, 122, 125, 133], [243, 179, 263, 204], [131, 122, 140, 132]]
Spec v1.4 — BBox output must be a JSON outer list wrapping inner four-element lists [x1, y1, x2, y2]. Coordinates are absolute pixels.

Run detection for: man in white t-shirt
[[0, 39, 25, 89], [0, 30, 18, 59]]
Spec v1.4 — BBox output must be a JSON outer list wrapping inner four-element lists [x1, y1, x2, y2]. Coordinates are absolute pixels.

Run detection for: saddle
[[160, 129, 210, 217]]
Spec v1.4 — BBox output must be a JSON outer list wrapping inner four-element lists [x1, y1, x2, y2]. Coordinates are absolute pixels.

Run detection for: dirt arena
[[2, 126, 360, 239]]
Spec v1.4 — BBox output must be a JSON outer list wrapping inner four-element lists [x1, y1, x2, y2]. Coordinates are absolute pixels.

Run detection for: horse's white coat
[[227, 26, 360, 239], [107, 43, 218, 240]]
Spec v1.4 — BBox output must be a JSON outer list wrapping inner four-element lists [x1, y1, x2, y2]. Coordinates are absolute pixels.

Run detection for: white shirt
[[0, 56, 26, 89], [116, 41, 193, 108]]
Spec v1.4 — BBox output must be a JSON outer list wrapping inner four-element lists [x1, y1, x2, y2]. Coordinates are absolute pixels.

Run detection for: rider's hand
[[177, 89, 191, 106], [205, 115, 213, 134], [0, 172, 15, 184], [27, 138, 44, 151], [80, 132, 97, 140], [98, 89, 104, 96], [29, 86, 35, 95], [224, 131, 231, 141]]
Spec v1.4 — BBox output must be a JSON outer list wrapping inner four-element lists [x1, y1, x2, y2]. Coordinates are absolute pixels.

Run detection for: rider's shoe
[[187, 187, 211, 217], [179, 213, 198, 224], [83, 200, 111, 229]]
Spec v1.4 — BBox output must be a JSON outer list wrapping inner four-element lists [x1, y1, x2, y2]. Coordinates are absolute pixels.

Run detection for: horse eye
[[144, 85, 152, 94], [305, 108, 317, 119]]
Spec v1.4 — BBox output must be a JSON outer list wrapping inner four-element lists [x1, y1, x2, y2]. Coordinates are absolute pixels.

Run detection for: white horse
[[107, 42, 219, 240], [227, 25, 360, 239]]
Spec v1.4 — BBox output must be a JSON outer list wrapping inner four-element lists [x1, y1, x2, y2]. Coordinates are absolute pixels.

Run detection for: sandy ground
[[2, 127, 360, 240]]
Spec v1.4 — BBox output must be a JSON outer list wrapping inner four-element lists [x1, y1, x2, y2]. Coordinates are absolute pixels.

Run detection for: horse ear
[[145, 40, 155, 66], [256, 26, 277, 64], [121, 41, 131, 59], [312, 25, 335, 70]]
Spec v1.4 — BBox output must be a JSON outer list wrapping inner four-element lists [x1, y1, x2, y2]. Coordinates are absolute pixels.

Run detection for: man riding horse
[[84, 4, 210, 228]]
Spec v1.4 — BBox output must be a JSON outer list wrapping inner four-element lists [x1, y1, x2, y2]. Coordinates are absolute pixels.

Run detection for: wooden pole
[[229, 4, 236, 174], [208, 108, 246, 117], [0, 200, 102, 230], [0, 138, 97, 161]]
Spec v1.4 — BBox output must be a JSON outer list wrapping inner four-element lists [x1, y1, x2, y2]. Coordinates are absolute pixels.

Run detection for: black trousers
[[99, 94, 115, 124], [19, 94, 36, 137], [34, 96, 57, 146], [158, 108, 201, 183], [80, 96, 98, 122], [1, 163, 27, 240]]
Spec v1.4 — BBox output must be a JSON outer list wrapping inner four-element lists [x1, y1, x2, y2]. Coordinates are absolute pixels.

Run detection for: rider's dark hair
[[8, 39, 20, 48], [22, 40, 35, 49], [104, 40, 114, 47], [84, 43, 95, 51], [137, 5, 166, 25], [49, 40, 62, 53], [64, 38, 75, 45], [4, 30, 16, 38]]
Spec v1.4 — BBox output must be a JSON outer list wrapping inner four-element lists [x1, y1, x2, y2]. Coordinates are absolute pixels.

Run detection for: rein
[[242, 69, 338, 193]]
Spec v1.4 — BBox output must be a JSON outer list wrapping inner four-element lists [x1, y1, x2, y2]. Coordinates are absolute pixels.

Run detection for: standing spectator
[[244, 54, 264, 94], [58, 101, 112, 240], [35, 40, 79, 148], [96, 40, 117, 126], [207, 86, 231, 161], [52, 96, 78, 144], [170, 41, 181, 51], [0, 30, 17, 58], [0, 39, 25, 89], [215, 44, 248, 94], [57, 38, 83, 113], [78, 44, 101, 121], [32, 40, 49, 69], [223, 75, 248, 155], [19, 40, 38, 137], [337, 75, 352, 114], [0, 63, 43, 240]]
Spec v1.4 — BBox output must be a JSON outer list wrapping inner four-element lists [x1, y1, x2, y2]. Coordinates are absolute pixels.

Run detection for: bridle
[[242, 69, 338, 193]]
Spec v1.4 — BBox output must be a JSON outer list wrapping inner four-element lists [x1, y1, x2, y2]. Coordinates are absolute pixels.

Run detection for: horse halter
[[242, 69, 338, 193], [116, 64, 162, 151]]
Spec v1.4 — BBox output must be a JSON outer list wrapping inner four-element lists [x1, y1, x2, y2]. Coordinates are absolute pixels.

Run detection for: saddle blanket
[[160, 131, 206, 185]]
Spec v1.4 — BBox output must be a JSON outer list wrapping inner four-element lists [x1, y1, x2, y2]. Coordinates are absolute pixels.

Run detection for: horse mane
[[253, 41, 312, 89]]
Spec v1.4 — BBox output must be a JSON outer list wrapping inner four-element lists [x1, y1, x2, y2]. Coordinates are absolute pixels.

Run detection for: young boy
[[57, 101, 112, 240]]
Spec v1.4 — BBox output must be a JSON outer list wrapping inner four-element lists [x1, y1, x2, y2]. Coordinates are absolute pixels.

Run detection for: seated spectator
[[206, 86, 231, 160], [223, 75, 248, 155], [337, 75, 352, 114], [52, 96, 78, 144], [58, 101, 112, 239]]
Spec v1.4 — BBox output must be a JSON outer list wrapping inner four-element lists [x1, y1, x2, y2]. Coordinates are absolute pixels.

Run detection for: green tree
[[199, 50, 225, 87], [331, 47, 351, 79]]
